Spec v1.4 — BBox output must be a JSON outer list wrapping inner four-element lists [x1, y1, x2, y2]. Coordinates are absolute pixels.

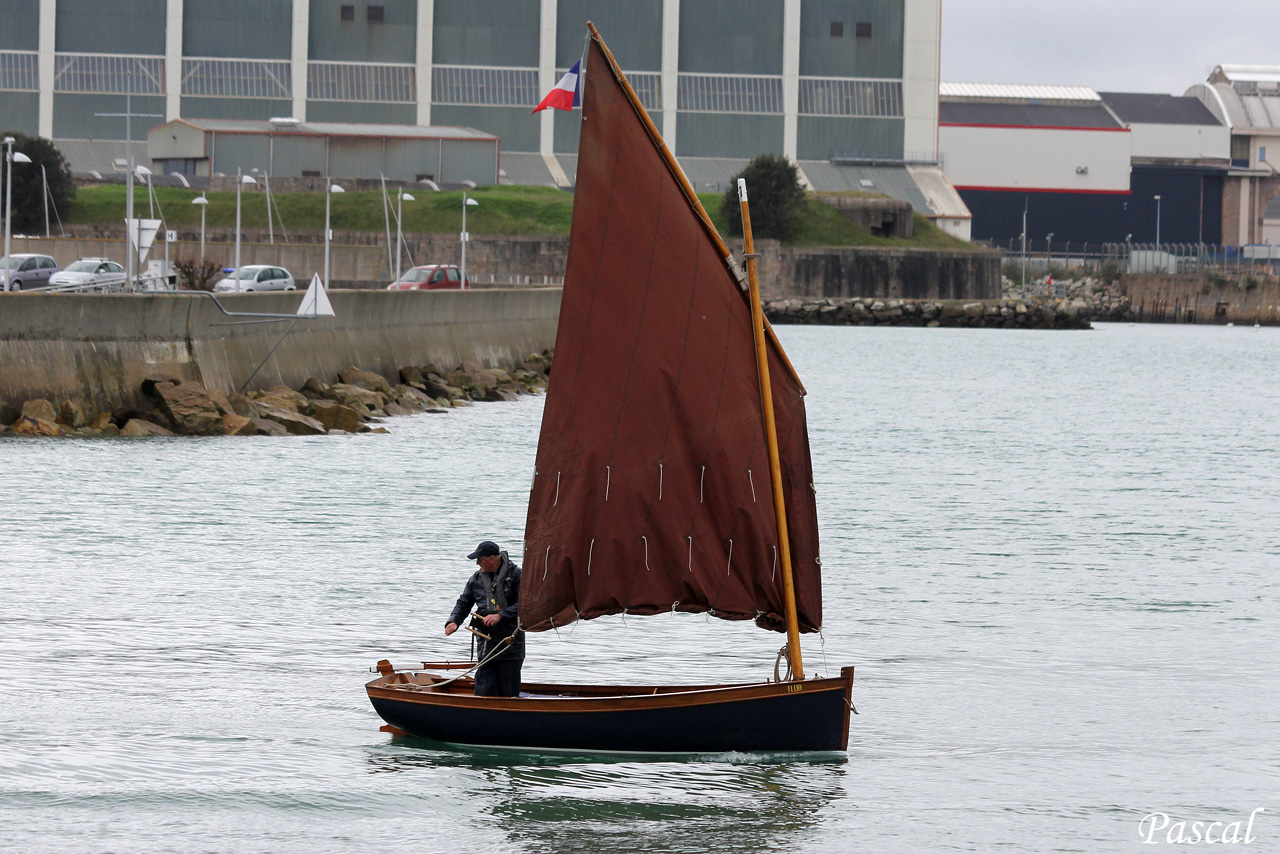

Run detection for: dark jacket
[[446, 552, 524, 661]]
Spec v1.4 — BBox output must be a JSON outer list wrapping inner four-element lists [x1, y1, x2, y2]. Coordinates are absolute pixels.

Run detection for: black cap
[[468, 540, 500, 560]]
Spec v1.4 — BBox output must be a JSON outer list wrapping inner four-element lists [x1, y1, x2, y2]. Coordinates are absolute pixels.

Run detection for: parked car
[[0, 254, 59, 291], [387, 264, 468, 290], [213, 266, 296, 292], [48, 258, 127, 291]]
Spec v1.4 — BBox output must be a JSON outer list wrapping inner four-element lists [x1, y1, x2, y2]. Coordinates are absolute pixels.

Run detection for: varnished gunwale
[[366, 667, 854, 717]]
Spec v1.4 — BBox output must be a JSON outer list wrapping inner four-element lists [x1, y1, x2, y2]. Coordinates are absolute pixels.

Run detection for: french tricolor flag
[[532, 60, 581, 113]]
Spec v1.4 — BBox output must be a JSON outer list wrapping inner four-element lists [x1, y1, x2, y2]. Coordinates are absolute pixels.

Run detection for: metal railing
[[54, 53, 165, 94], [996, 240, 1280, 277], [0, 50, 38, 91], [799, 77, 902, 117], [431, 65, 539, 107], [308, 61, 415, 103], [468, 273, 563, 288], [182, 57, 292, 99], [678, 73, 783, 114]]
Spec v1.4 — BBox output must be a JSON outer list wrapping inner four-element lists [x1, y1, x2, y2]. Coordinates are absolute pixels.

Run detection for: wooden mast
[[738, 179, 804, 681]]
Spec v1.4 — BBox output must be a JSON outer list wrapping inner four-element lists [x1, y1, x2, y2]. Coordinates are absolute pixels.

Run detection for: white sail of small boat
[[296, 273, 335, 317]]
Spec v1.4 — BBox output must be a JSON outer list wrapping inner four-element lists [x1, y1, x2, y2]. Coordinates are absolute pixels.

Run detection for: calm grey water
[[2, 323, 1277, 853]]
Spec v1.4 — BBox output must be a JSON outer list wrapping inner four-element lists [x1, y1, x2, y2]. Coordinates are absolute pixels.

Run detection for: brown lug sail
[[520, 30, 821, 635]]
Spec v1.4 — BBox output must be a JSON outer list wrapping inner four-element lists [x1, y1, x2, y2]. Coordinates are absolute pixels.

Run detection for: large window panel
[[0, 2, 39, 51], [433, 0, 540, 67], [676, 113, 784, 158], [0, 92, 38, 134], [796, 115, 903, 161], [679, 0, 784, 75], [54, 92, 165, 139], [309, 0, 416, 63], [180, 96, 292, 121], [555, 0, 662, 70], [431, 104, 538, 152], [799, 0, 904, 78], [183, 0, 293, 60], [56, 0, 165, 55]]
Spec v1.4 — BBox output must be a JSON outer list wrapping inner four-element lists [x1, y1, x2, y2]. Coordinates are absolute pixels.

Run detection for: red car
[[387, 264, 469, 290]]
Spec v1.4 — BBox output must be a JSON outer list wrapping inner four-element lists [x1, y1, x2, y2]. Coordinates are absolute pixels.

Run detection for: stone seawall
[[0, 288, 561, 413], [762, 245, 1002, 301], [1122, 272, 1280, 325], [765, 297, 1090, 329]]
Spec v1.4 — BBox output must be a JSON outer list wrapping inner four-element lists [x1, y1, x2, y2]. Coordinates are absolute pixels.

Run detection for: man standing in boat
[[445, 541, 524, 697]]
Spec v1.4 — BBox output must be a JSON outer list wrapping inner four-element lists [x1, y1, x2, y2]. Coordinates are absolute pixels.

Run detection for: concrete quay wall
[[0, 288, 561, 413], [753, 242, 1002, 301], [1122, 272, 1280, 325]]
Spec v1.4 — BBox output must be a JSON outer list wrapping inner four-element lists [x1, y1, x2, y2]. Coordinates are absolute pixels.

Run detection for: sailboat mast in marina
[[367, 23, 854, 753]]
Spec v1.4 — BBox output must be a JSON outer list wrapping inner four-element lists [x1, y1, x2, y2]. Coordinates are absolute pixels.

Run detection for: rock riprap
[[764, 298, 1092, 329], [0, 350, 554, 439]]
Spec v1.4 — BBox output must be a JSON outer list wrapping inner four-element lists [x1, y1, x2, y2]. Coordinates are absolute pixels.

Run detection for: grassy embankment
[[68, 184, 976, 250]]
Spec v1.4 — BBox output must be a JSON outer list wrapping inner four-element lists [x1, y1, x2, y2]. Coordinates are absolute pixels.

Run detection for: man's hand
[[445, 622, 458, 636], [482, 614, 501, 627]]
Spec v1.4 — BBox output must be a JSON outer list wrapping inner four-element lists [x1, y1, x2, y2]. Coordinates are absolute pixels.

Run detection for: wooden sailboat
[[366, 24, 854, 753]]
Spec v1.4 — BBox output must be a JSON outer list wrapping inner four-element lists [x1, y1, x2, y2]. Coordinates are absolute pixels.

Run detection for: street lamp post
[[192, 193, 208, 258], [234, 169, 257, 292], [461, 193, 479, 288], [3, 137, 33, 292], [1020, 200, 1028, 297], [395, 189, 415, 283], [1154, 195, 1162, 248], [324, 180, 344, 287], [1046, 232, 1054, 293]]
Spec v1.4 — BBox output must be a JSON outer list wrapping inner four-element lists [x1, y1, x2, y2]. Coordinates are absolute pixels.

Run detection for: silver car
[[48, 258, 127, 291], [213, 265, 296, 293], [0, 254, 59, 291]]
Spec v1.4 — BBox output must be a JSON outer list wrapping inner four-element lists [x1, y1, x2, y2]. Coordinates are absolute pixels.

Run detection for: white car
[[48, 258, 126, 291], [213, 265, 296, 292]]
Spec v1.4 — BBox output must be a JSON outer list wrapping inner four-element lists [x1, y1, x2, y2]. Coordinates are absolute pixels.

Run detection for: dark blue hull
[[367, 668, 854, 753]]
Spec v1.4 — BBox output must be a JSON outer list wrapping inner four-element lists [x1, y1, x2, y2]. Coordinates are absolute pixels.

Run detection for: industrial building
[[147, 117, 499, 184], [938, 83, 1230, 247], [0, 1, 969, 235], [1186, 65, 1280, 246]]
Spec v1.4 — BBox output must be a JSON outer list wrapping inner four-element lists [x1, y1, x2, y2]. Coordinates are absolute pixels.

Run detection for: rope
[[773, 644, 794, 683], [419, 621, 526, 690]]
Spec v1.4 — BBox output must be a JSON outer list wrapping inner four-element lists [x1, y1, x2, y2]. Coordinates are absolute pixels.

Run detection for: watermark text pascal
[[1140, 808, 1266, 845]]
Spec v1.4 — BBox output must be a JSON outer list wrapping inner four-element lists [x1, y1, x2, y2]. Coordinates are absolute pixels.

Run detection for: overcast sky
[[940, 0, 1280, 95]]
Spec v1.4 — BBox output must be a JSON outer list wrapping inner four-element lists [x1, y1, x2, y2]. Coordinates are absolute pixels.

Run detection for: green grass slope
[[70, 184, 975, 250]]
